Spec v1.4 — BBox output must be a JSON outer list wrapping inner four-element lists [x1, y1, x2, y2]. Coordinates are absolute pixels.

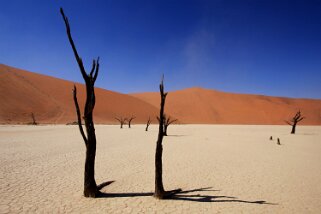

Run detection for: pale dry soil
[[0, 125, 320, 213]]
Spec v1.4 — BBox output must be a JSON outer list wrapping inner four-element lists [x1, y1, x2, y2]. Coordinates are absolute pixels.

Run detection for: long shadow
[[166, 134, 187, 137], [169, 187, 277, 205], [97, 185, 277, 205]]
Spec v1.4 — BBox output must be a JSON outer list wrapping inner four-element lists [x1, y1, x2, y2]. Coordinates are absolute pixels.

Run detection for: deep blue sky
[[1, 0, 321, 98]]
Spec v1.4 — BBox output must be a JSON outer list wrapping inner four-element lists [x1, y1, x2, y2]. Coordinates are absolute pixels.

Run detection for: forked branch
[[73, 85, 88, 145]]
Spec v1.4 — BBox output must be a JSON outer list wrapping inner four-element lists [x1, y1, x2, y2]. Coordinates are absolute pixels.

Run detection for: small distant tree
[[30, 113, 38, 125], [128, 116, 136, 128], [285, 110, 305, 134], [163, 115, 177, 136], [115, 117, 127, 129], [61, 8, 104, 197], [145, 117, 152, 131], [154, 75, 181, 199]]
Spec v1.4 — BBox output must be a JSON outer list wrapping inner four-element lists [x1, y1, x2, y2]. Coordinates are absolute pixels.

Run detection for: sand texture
[[1, 63, 321, 125], [1, 125, 320, 213], [132, 88, 321, 125]]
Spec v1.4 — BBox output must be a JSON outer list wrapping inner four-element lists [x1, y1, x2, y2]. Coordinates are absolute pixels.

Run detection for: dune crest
[[1, 64, 321, 125]]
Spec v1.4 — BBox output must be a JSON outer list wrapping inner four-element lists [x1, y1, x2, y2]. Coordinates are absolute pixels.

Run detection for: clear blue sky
[[1, 0, 321, 98]]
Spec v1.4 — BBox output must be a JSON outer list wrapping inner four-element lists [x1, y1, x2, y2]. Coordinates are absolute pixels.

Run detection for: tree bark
[[145, 117, 151, 131], [154, 76, 167, 199], [61, 8, 100, 198], [291, 123, 296, 134]]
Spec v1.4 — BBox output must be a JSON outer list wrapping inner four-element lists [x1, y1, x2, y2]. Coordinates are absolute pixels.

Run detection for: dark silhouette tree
[[285, 111, 305, 134], [163, 115, 177, 136], [115, 117, 127, 128], [154, 75, 181, 199], [30, 113, 38, 125], [128, 116, 136, 128], [145, 117, 152, 131], [61, 8, 103, 198], [277, 138, 281, 145]]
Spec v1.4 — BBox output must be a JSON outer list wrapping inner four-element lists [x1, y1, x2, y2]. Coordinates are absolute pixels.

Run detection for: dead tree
[[128, 116, 136, 128], [145, 117, 152, 131], [30, 113, 38, 125], [285, 111, 305, 134], [277, 138, 281, 145], [61, 8, 102, 198], [163, 115, 177, 136], [154, 75, 181, 199], [115, 117, 127, 128]]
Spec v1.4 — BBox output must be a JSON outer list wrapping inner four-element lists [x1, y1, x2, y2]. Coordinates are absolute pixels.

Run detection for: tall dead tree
[[115, 117, 127, 128], [128, 116, 136, 128], [61, 8, 101, 197], [163, 115, 177, 136], [285, 110, 305, 134], [145, 117, 152, 131], [154, 75, 181, 199]]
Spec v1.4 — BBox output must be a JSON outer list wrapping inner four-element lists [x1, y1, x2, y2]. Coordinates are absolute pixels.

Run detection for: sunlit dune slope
[[0, 64, 159, 124], [132, 87, 321, 125]]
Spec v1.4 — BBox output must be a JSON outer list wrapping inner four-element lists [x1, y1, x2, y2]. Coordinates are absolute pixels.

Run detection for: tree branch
[[60, 8, 88, 82], [93, 57, 100, 82], [285, 120, 292, 126], [73, 85, 88, 145], [297, 117, 305, 122]]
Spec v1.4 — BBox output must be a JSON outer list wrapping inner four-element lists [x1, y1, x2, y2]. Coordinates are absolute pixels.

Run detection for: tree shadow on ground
[[98, 185, 277, 205], [165, 187, 276, 204], [166, 134, 187, 137]]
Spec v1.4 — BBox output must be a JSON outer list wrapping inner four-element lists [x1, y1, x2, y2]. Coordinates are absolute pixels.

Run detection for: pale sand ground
[[0, 125, 320, 213]]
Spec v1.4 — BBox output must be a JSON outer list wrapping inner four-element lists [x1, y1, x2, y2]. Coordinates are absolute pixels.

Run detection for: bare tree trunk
[[154, 76, 181, 199], [286, 111, 304, 135], [154, 77, 166, 199], [146, 117, 151, 131], [163, 115, 177, 136], [61, 8, 101, 198], [291, 123, 296, 134], [163, 125, 168, 136], [128, 116, 135, 128], [115, 117, 126, 129]]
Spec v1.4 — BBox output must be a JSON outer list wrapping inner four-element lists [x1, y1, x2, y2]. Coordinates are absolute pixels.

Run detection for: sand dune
[[1, 63, 321, 125], [0, 64, 159, 124], [1, 125, 320, 213], [132, 87, 321, 125]]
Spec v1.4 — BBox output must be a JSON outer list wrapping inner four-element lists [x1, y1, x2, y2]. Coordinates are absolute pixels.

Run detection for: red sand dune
[[132, 87, 321, 125], [1, 64, 321, 125], [0, 64, 159, 124]]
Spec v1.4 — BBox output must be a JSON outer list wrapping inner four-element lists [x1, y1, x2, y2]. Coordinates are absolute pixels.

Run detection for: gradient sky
[[1, 0, 321, 98]]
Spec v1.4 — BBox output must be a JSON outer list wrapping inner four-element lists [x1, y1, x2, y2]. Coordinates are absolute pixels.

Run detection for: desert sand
[[1, 124, 320, 213], [0, 64, 159, 124], [1, 64, 321, 125], [132, 87, 321, 125]]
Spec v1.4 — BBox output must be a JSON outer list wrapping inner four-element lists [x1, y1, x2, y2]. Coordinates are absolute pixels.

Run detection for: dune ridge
[[0, 64, 159, 124], [1, 64, 321, 125], [132, 88, 321, 125]]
